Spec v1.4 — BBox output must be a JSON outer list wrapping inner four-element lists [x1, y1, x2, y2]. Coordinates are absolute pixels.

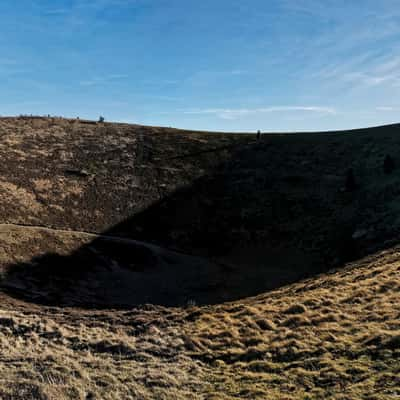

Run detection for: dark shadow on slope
[[2, 128, 400, 308]]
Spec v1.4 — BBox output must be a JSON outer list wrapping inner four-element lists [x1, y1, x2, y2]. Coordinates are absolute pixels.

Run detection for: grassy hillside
[[0, 117, 398, 398], [0, 243, 399, 399], [1, 118, 400, 305]]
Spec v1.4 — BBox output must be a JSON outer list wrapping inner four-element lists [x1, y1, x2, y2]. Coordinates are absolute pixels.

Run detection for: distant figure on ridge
[[383, 154, 395, 175], [345, 168, 356, 191], [257, 130, 261, 140]]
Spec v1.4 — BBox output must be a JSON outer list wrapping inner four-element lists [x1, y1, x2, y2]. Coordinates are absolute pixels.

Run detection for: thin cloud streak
[[376, 106, 400, 111], [181, 106, 337, 120], [79, 74, 129, 86]]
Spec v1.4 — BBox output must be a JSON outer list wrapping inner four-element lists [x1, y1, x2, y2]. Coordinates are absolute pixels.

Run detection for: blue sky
[[1, 0, 400, 132]]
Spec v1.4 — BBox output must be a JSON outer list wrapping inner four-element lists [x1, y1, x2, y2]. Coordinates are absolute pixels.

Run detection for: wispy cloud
[[376, 106, 400, 111], [230, 69, 248, 75], [40, 0, 142, 29], [339, 71, 400, 87], [181, 106, 336, 120], [304, 47, 400, 98], [47, 0, 140, 13], [79, 74, 129, 86], [281, 1, 400, 94], [42, 8, 70, 16], [334, 54, 400, 88]]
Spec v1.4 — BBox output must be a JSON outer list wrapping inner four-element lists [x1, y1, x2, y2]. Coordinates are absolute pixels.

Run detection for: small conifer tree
[[383, 154, 395, 175], [345, 168, 356, 191]]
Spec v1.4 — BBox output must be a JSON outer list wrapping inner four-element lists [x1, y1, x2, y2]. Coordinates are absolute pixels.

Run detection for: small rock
[[64, 169, 90, 178]]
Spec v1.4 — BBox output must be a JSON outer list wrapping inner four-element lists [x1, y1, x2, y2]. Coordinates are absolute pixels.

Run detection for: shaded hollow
[[1, 119, 400, 307]]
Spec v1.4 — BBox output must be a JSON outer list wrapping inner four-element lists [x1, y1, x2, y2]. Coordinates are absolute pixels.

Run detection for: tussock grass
[[0, 245, 398, 398], [0, 117, 398, 398]]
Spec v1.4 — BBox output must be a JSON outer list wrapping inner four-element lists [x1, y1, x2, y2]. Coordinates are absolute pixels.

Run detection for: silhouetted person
[[345, 168, 356, 191], [384, 155, 395, 175], [257, 130, 261, 140]]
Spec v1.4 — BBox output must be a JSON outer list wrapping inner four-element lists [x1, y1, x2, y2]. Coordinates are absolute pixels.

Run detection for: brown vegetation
[[0, 244, 398, 399], [0, 117, 397, 398]]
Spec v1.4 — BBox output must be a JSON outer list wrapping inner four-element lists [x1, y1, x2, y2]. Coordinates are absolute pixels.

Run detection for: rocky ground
[[0, 117, 398, 398]]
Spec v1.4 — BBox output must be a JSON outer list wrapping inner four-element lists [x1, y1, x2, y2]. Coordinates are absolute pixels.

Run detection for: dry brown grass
[[0, 117, 398, 398], [0, 245, 398, 399], [181, 246, 400, 399]]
